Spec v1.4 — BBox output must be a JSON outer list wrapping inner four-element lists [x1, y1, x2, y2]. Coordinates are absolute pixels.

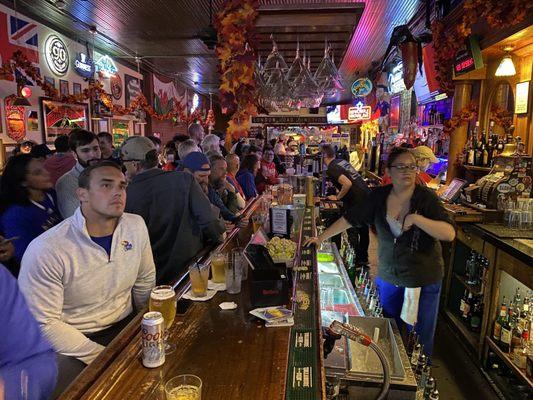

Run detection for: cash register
[[463, 140, 532, 209]]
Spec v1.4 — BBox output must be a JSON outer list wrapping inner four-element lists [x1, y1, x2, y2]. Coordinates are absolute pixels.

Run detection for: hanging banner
[[125, 74, 143, 107], [153, 74, 186, 114]]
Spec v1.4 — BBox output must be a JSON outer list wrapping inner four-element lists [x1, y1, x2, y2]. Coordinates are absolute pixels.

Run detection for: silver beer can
[[141, 311, 165, 368]]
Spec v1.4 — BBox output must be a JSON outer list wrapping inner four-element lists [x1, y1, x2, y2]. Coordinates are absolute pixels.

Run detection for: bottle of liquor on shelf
[[415, 353, 427, 380], [470, 298, 483, 332], [419, 364, 431, 391], [500, 305, 513, 353], [475, 133, 484, 167], [462, 292, 473, 323], [480, 132, 489, 167], [406, 329, 418, 358], [460, 289, 468, 315], [513, 287, 522, 310], [487, 136, 495, 167], [493, 297, 507, 342], [496, 137, 505, 155]]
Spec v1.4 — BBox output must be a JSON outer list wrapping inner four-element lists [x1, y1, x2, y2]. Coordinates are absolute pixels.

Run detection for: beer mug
[[211, 252, 227, 284], [149, 285, 176, 330]]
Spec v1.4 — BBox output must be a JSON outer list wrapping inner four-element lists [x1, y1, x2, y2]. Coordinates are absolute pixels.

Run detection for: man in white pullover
[[19, 160, 155, 395]]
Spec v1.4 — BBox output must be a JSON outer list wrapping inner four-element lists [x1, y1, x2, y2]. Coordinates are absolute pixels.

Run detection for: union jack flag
[[0, 11, 39, 65]]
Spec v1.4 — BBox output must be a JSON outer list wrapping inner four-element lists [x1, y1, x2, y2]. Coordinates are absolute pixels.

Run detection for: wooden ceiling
[[3, 0, 419, 97]]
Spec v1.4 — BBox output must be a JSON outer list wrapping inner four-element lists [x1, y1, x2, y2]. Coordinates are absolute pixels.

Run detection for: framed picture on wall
[[59, 80, 69, 96], [98, 119, 109, 133], [44, 76, 55, 88], [134, 122, 142, 135], [73, 83, 82, 95], [39, 98, 89, 144]]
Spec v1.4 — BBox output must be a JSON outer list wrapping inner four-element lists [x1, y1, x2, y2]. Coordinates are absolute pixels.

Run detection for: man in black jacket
[[122, 137, 225, 284]]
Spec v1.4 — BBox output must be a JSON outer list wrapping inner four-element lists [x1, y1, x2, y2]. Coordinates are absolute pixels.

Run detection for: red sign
[[5, 103, 26, 141]]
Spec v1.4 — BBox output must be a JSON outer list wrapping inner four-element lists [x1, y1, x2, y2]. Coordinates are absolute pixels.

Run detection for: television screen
[[326, 105, 347, 124]]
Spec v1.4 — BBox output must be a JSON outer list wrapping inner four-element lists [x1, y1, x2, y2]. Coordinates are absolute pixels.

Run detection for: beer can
[[141, 311, 165, 368]]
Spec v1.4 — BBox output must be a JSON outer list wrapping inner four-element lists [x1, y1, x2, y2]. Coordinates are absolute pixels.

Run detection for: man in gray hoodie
[[122, 136, 226, 285]]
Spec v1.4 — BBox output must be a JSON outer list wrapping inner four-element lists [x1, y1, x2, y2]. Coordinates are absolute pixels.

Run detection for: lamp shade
[[495, 55, 516, 77]]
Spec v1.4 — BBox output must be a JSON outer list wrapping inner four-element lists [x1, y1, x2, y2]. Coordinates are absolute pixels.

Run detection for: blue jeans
[[375, 277, 442, 358]]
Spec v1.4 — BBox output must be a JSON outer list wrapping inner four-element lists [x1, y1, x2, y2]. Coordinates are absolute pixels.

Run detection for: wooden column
[[447, 81, 473, 183]]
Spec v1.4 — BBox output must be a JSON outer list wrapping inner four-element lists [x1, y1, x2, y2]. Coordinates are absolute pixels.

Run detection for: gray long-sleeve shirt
[[125, 168, 225, 284], [19, 209, 156, 364], [55, 162, 84, 218]]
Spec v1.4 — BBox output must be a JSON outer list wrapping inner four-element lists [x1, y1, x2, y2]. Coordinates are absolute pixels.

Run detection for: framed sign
[[5, 101, 25, 141], [515, 81, 529, 114], [110, 74, 123, 100], [72, 82, 82, 95], [59, 79, 69, 96], [347, 101, 371, 122], [125, 74, 142, 107], [74, 52, 95, 79], [39, 98, 89, 143]]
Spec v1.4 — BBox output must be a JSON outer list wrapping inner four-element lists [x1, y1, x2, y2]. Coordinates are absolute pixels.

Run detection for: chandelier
[[256, 37, 344, 112]]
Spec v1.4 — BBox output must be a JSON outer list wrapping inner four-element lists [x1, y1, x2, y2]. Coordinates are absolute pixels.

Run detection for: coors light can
[[141, 311, 165, 368]]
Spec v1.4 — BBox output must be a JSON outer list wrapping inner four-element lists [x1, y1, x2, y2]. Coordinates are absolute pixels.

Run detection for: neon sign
[[74, 53, 95, 78], [44, 35, 69, 76], [95, 55, 118, 77]]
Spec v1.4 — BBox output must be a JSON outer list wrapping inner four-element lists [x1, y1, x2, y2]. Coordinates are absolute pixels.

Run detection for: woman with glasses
[[0, 154, 61, 271], [305, 147, 455, 359]]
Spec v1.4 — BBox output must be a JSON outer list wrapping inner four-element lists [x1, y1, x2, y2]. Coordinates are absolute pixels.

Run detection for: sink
[[318, 261, 339, 274]]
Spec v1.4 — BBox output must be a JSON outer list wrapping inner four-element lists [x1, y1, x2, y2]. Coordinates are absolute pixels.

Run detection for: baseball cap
[[182, 151, 211, 172], [411, 145, 438, 163], [121, 136, 156, 161]]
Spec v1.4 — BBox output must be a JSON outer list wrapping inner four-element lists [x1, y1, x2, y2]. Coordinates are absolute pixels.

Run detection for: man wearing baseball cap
[[182, 151, 246, 226], [122, 137, 225, 284]]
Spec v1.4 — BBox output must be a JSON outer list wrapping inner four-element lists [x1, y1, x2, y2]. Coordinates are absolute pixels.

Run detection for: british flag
[[0, 11, 39, 84]]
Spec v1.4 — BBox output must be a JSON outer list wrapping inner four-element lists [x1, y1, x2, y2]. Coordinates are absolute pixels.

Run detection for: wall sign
[[74, 52, 94, 78], [453, 36, 484, 76], [5, 102, 26, 141], [388, 63, 406, 94], [44, 35, 69, 76], [348, 101, 371, 121], [351, 78, 373, 97], [110, 74, 123, 100], [515, 81, 530, 114], [251, 115, 327, 125], [95, 55, 118, 77]]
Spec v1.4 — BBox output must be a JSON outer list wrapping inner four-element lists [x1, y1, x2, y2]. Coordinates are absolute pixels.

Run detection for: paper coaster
[[208, 280, 226, 291], [182, 289, 217, 301]]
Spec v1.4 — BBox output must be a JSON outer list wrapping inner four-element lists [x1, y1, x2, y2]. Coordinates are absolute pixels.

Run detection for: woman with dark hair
[[305, 147, 455, 359], [236, 154, 260, 200], [0, 154, 61, 268]]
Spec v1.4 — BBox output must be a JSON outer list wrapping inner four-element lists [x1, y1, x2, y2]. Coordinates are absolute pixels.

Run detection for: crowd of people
[[0, 123, 276, 399], [0, 123, 455, 399]]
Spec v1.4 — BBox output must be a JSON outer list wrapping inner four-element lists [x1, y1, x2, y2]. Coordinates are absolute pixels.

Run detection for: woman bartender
[[305, 147, 455, 358]]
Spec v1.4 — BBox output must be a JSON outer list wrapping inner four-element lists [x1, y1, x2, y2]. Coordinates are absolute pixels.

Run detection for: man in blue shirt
[[0, 263, 57, 399]]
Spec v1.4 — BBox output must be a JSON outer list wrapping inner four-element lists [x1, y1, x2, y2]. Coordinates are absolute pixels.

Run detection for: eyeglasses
[[390, 164, 418, 171]]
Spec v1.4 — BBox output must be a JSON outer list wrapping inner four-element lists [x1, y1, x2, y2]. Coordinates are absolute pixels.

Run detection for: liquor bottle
[[462, 292, 473, 323], [467, 127, 476, 165], [487, 136, 495, 167], [513, 287, 522, 310], [470, 299, 482, 332], [493, 297, 507, 342], [411, 343, 422, 367], [500, 307, 512, 353], [481, 133, 489, 167], [521, 293, 530, 320], [496, 138, 505, 155], [415, 353, 427, 379], [460, 289, 468, 315], [406, 329, 418, 358], [423, 377, 435, 400], [475, 134, 484, 167], [429, 389, 440, 400], [419, 364, 431, 391]]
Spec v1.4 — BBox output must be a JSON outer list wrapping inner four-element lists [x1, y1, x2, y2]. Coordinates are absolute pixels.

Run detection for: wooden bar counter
[[59, 198, 324, 400]]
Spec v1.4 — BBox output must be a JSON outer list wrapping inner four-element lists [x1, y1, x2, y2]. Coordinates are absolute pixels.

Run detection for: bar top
[[71, 284, 291, 400], [471, 223, 533, 265]]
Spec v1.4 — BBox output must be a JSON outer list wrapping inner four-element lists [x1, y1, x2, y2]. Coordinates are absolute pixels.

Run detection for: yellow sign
[[515, 81, 529, 114]]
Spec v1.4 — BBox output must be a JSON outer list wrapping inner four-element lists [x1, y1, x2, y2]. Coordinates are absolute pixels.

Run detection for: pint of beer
[[149, 285, 177, 329]]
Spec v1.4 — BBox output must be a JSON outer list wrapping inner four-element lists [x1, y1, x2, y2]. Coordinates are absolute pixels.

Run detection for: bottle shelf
[[485, 336, 533, 388], [453, 273, 484, 296], [444, 309, 480, 351]]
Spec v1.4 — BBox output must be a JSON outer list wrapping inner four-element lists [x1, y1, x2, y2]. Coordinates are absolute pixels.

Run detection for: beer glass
[[165, 374, 202, 400], [149, 285, 177, 354], [252, 214, 263, 233], [189, 263, 209, 297], [210, 252, 226, 284]]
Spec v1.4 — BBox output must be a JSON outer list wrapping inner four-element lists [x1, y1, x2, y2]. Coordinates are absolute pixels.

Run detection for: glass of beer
[[210, 252, 226, 284], [189, 263, 209, 297], [149, 285, 177, 354], [165, 374, 202, 400], [252, 214, 263, 233]]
